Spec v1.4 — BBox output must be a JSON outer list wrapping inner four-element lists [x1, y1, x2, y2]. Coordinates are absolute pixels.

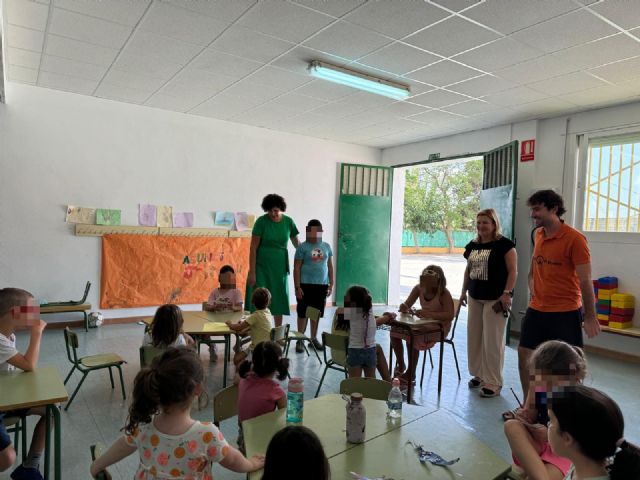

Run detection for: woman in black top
[[460, 209, 517, 398]]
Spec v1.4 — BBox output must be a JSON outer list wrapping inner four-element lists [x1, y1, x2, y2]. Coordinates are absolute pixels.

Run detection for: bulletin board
[[100, 234, 250, 309]]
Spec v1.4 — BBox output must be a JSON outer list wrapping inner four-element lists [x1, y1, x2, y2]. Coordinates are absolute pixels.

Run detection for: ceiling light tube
[[308, 60, 410, 100]]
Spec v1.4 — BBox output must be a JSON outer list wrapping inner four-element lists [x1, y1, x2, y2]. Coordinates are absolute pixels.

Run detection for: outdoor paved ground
[[399, 253, 466, 304]]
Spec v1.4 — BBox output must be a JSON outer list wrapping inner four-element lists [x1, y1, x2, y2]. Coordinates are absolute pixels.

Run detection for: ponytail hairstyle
[[262, 426, 330, 480], [344, 285, 372, 319], [530, 340, 587, 382], [150, 304, 184, 348], [549, 385, 640, 479], [125, 347, 203, 434], [238, 341, 289, 381]]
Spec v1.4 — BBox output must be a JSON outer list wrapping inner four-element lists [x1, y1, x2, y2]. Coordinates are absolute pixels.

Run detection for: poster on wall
[[96, 209, 121, 226], [214, 211, 235, 227], [139, 204, 157, 226], [157, 205, 173, 227], [173, 212, 194, 228], [66, 206, 96, 224], [100, 234, 250, 308]]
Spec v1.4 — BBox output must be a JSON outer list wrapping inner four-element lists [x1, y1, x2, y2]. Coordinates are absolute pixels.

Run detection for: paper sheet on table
[[96, 209, 121, 226], [157, 206, 173, 227], [214, 211, 235, 227], [139, 204, 157, 226], [173, 212, 194, 228], [202, 323, 233, 333], [66, 206, 96, 224]]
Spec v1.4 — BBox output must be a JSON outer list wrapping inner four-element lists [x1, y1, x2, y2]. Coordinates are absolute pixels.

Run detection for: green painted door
[[336, 164, 393, 305]]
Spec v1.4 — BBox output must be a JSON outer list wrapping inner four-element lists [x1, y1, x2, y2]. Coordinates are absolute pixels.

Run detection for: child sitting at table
[[0, 414, 17, 472], [393, 265, 455, 387], [142, 304, 194, 348], [227, 288, 273, 366], [338, 285, 396, 380], [90, 347, 264, 479], [261, 426, 329, 480], [235, 340, 289, 452], [0, 287, 49, 480]]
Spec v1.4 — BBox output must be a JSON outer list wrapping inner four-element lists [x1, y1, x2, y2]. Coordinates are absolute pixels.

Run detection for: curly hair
[[261, 194, 287, 212]]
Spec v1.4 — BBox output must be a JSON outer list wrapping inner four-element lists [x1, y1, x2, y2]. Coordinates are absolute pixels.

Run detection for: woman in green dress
[[246, 194, 300, 326]]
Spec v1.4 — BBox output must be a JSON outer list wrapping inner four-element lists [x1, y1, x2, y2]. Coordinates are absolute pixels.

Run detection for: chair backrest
[[79, 281, 91, 303], [139, 345, 165, 368], [213, 384, 239, 427], [340, 378, 392, 401], [322, 332, 349, 367], [90, 443, 112, 480], [305, 306, 321, 323], [449, 298, 462, 341], [63, 327, 80, 365], [270, 324, 290, 343]]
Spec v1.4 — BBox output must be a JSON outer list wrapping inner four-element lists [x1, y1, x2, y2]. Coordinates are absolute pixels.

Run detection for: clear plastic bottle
[[387, 378, 403, 419], [346, 392, 366, 443], [286, 377, 304, 424]]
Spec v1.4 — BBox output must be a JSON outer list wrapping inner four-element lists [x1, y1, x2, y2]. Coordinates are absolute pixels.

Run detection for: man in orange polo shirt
[[518, 190, 600, 399]]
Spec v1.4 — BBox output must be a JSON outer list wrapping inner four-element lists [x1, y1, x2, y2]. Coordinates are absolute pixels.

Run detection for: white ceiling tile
[[408, 108, 463, 125], [158, 80, 220, 102], [462, 0, 580, 34], [164, 0, 256, 22], [45, 34, 118, 66], [404, 16, 500, 57], [528, 71, 609, 96], [373, 101, 429, 117], [270, 46, 347, 76], [190, 93, 262, 119], [53, 0, 150, 26], [344, 0, 449, 39], [551, 34, 640, 70], [243, 66, 312, 91], [125, 31, 202, 65], [278, 112, 327, 132], [448, 74, 517, 96], [592, 0, 640, 30], [211, 26, 294, 63], [294, 79, 357, 101], [470, 107, 522, 125], [222, 80, 284, 103], [558, 83, 637, 107], [341, 108, 394, 128], [409, 89, 469, 108], [94, 82, 153, 103], [452, 37, 543, 71], [7, 47, 41, 69], [102, 68, 168, 91], [6, 0, 49, 30], [40, 54, 107, 80], [511, 9, 618, 53], [303, 20, 393, 60], [590, 56, 640, 84], [49, 8, 132, 49], [430, 0, 483, 12], [6, 25, 45, 51], [495, 54, 580, 84], [170, 67, 239, 93], [441, 99, 500, 115], [38, 70, 99, 94], [231, 103, 302, 126], [406, 60, 482, 87], [139, 2, 228, 46], [508, 97, 578, 117], [191, 49, 262, 77], [356, 42, 441, 75], [480, 86, 548, 106], [290, 0, 365, 18], [306, 98, 369, 118], [113, 51, 184, 78], [269, 92, 328, 112], [237, 1, 334, 43], [144, 93, 198, 113], [7, 64, 38, 83]]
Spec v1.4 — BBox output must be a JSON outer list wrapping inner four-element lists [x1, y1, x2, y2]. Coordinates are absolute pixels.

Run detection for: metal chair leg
[[64, 365, 76, 385], [65, 372, 89, 410], [308, 342, 322, 365], [420, 351, 426, 388], [83, 311, 88, 332], [117, 365, 126, 400], [108, 367, 115, 389], [314, 366, 329, 398], [428, 349, 434, 368], [450, 342, 461, 380]]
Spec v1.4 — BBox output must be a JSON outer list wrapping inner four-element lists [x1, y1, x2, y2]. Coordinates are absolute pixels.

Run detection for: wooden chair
[[63, 327, 126, 410], [314, 332, 349, 397], [213, 384, 239, 427], [340, 378, 392, 401], [90, 443, 112, 480], [139, 345, 165, 368], [3, 415, 27, 462], [284, 306, 322, 364]]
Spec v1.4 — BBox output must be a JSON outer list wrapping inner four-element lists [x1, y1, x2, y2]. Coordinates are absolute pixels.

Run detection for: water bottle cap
[[350, 392, 363, 402], [288, 377, 304, 392], [392, 378, 400, 387]]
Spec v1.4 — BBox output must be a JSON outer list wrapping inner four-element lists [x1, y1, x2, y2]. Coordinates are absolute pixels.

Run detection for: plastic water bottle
[[286, 377, 304, 424], [346, 392, 366, 443], [387, 378, 403, 419]]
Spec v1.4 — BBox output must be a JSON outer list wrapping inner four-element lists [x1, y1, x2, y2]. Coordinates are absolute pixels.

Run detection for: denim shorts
[[0, 414, 11, 451], [347, 347, 376, 369]]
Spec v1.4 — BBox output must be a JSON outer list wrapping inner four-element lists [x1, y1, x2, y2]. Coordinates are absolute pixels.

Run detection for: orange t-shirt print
[[529, 223, 591, 312]]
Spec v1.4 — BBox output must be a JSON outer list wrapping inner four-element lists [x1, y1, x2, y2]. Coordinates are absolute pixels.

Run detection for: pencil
[[510, 387, 523, 408]]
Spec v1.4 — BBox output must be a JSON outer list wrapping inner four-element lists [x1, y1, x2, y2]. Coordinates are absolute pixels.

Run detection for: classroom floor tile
[[2, 308, 639, 480]]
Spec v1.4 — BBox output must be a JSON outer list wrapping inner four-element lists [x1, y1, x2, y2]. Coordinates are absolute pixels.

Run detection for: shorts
[[0, 409, 28, 452], [513, 441, 572, 476], [296, 283, 329, 318], [519, 308, 583, 350], [347, 347, 376, 369]]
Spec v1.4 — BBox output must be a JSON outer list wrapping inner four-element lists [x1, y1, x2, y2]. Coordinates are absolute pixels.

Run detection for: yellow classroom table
[[143, 310, 242, 387], [0, 366, 69, 480], [243, 393, 438, 480]]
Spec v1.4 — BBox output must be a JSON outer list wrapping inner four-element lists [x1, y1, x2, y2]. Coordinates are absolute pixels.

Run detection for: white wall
[[382, 101, 640, 356], [0, 83, 381, 319]]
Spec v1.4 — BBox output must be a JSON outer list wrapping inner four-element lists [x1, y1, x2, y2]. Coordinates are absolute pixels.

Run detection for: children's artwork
[[214, 211, 235, 227], [234, 212, 251, 231], [139, 204, 157, 226], [96, 209, 121, 226], [173, 212, 194, 228], [407, 441, 459, 466], [157, 205, 173, 227], [66, 206, 96, 224], [247, 214, 256, 228]]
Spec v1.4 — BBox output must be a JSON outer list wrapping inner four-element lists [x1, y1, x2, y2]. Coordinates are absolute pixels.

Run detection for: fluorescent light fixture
[[308, 60, 410, 100]]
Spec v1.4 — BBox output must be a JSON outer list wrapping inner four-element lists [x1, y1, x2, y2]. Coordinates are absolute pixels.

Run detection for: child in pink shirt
[[236, 341, 289, 452]]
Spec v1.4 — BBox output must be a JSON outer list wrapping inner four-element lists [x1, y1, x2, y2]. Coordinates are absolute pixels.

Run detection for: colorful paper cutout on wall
[[96, 209, 122, 226], [139, 204, 157, 226], [234, 212, 250, 231], [173, 212, 194, 228], [66, 206, 96, 224], [157, 206, 173, 228], [100, 234, 250, 308], [214, 211, 235, 227]]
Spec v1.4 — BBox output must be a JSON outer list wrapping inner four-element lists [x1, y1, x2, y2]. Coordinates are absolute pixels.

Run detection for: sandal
[[468, 377, 482, 389], [480, 386, 501, 398]]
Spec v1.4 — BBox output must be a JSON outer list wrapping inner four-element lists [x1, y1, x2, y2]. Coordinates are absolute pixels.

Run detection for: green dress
[[245, 214, 299, 315]]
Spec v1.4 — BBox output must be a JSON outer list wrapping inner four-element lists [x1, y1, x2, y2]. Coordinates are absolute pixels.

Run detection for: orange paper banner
[[100, 234, 250, 309]]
